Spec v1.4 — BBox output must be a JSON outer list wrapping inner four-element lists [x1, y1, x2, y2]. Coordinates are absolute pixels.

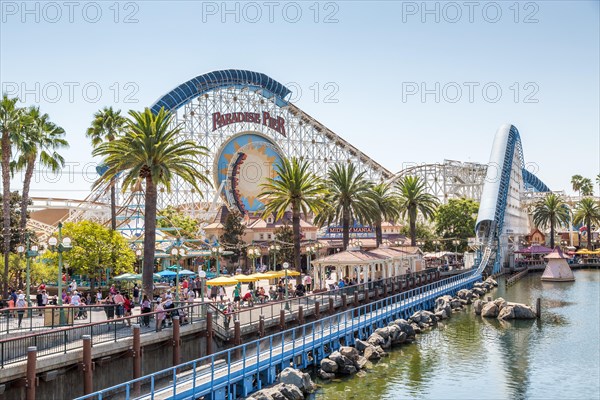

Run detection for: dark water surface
[[312, 270, 600, 400]]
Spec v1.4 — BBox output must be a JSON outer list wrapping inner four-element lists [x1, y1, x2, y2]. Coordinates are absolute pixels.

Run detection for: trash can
[[44, 306, 73, 326]]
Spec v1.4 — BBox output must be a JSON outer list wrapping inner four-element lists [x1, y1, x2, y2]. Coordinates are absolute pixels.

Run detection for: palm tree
[[315, 163, 375, 250], [580, 178, 594, 197], [0, 95, 29, 297], [368, 182, 400, 246], [12, 106, 68, 242], [259, 157, 328, 272], [532, 193, 570, 248], [396, 176, 439, 246], [93, 107, 210, 299], [573, 198, 600, 249], [571, 175, 583, 196], [86, 107, 127, 231]]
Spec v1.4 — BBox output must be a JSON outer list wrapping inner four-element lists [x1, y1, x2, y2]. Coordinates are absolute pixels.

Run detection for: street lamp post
[[211, 245, 223, 276], [16, 235, 39, 307], [269, 244, 281, 271], [283, 262, 290, 310], [47, 222, 72, 307], [248, 246, 260, 273], [198, 270, 206, 302], [135, 247, 143, 274], [170, 245, 187, 302], [305, 245, 315, 274]]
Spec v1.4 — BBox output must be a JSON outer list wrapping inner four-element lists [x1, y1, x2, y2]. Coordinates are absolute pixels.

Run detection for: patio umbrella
[[157, 270, 177, 278], [131, 273, 162, 281], [206, 276, 239, 286], [177, 269, 196, 277], [264, 271, 285, 278], [284, 270, 301, 277], [247, 273, 272, 280], [233, 274, 258, 282], [113, 273, 136, 281], [576, 248, 593, 255]]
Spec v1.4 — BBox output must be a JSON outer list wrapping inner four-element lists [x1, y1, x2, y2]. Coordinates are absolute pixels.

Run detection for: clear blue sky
[[1, 0, 599, 199]]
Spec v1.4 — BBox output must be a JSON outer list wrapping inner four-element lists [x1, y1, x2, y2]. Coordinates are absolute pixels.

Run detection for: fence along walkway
[[75, 271, 480, 400], [0, 270, 439, 369]]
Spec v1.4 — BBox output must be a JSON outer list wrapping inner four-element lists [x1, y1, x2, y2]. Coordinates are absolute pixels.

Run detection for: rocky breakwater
[[246, 368, 317, 400], [316, 277, 503, 381], [474, 297, 536, 320], [433, 277, 498, 320]]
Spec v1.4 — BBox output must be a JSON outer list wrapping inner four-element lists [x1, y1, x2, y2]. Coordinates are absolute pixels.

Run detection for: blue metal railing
[[75, 270, 481, 400]]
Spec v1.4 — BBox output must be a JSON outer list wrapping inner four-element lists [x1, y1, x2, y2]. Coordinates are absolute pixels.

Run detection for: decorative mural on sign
[[214, 132, 283, 215]]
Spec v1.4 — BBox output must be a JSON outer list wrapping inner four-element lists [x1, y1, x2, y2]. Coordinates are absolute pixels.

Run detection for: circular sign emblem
[[214, 132, 283, 215]]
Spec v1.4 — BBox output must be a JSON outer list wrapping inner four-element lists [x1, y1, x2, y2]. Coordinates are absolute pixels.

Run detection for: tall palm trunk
[[110, 178, 117, 231], [549, 219, 555, 248], [142, 176, 157, 300], [587, 218, 592, 250], [409, 206, 417, 246], [292, 204, 301, 277], [19, 154, 36, 242], [375, 219, 383, 246], [342, 208, 350, 250], [2, 130, 11, 297]]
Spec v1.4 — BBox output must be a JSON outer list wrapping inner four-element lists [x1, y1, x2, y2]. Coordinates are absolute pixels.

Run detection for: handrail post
[[26, 346, 37, 400]]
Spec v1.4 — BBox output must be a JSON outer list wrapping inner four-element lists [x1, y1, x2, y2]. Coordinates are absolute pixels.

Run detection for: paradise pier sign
[[212, 111, 286, 136]]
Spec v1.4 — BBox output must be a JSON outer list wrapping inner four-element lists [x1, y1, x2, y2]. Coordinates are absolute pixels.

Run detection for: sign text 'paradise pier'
[[212, 111, 286, 136]]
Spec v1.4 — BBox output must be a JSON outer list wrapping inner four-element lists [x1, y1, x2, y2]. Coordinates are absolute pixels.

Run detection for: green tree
[[315, 163, 374, 250], [44, 221, 135, 288], [396, 176, 440, 246], [1, 95, 29, 297], [259, 157, 327, 271], [399, 222, 436, 251], [0, 192, 33, 253], [12, 106, 67, 242], [219, 211, 246, 264], [532, 193, 570, 248], [273, 225, 294, 267], [86, 107, 127, 231], [368, 182, 400, 246], [434, 198, 479, 251], [93, 107, 210, 300], [0, 254, 54, 290], [157, 206, 200, 239], [573, 198, 600, 249]]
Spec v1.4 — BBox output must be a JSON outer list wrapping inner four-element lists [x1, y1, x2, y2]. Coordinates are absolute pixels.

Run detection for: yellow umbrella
[[206, 277, 239, 286], [248, 273, 272, 280], [233, 274, 258, 282], [263, 271, 285, 278], [576, 248, 592, 254], [284, 270, 301, 277]]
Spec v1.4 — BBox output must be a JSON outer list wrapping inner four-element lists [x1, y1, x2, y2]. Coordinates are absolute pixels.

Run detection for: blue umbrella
[[177, 269, 196, 277], [157, 270, 177, 278]]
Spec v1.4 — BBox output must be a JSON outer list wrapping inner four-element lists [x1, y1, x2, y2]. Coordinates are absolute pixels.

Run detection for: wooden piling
[[280, 309, 286, 331], [206, 311, 213, 356], [315, 301, 320, 318], [172, 316, 181, 366], [132, 325, 141, 393], [329, 297, 334, 315], [258, 315, 265, 337], [82, 336, 93, 395], [26, 347, 36, 400], [298, 306, 304, 324], [536, 298, 541, 318]]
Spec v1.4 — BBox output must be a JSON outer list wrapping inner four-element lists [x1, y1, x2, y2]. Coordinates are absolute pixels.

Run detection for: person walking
[[113, 291, 125, 319], [141, 295, 152, 327], [15, 291, 26, 328], [133, 284, 140, 305], [210, 285, 218, 301], [218, 286, 226, 302]]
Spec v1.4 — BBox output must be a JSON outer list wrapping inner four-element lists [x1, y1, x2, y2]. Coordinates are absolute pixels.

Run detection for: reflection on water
[[312, 270, 600, 400]]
